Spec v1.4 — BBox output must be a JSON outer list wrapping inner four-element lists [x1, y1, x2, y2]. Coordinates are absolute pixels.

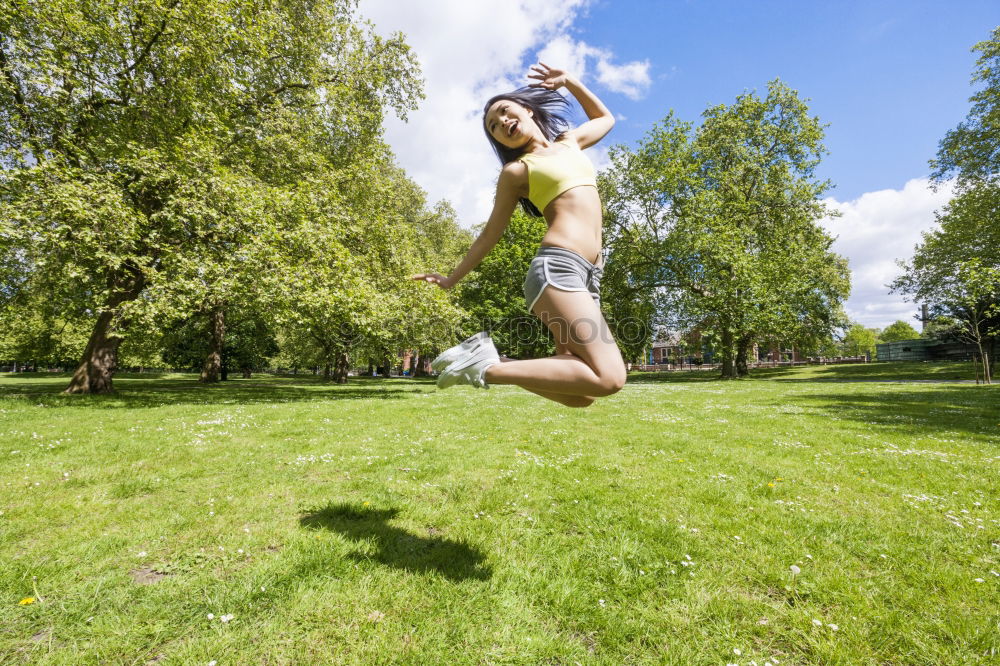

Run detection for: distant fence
[[876, 339, 996, 362], [631, 357, 870, 372]]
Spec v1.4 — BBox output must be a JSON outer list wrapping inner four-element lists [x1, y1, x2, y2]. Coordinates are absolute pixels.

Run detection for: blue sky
[[573, 0, 996, 201], [361, 0, 998, 329]]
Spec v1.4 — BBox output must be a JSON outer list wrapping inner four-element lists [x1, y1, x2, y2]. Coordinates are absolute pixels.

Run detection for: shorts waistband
[[535, 245, 604, 269]]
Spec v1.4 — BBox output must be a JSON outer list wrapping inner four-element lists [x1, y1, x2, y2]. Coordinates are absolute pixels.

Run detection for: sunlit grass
[[1, 365, 997, 664]]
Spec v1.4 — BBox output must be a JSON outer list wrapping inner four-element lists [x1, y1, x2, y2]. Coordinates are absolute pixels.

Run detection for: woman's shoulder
[[496, 160, 529, 196], [500, 160, 529, 179]]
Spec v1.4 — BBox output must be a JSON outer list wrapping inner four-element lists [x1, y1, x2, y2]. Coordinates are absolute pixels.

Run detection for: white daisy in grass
[[812, 619, 823, 627]]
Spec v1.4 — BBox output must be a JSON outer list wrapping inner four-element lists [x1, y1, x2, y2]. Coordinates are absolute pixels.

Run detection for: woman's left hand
[[410, 272, 455, 290], [527, 62, 570, 90]]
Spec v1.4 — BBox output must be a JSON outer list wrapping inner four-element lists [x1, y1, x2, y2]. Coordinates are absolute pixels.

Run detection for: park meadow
[[2, 363, 997, 664]]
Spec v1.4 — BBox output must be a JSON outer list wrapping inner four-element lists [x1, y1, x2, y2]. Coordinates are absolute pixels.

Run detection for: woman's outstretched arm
[[528, 63, 614, 149], [410, 162, 523, 289]]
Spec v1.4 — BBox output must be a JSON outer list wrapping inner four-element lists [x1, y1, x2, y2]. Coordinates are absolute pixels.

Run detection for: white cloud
[[536, 34, 595, 80], [535, 36, 651, 101], [358, 0, 648, 228], [595, 57, 651, 100], [819, 178, 954, 330]]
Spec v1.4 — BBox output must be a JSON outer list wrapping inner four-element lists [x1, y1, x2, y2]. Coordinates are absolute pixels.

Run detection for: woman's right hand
[[410, 272, 454, 290], [527, 62, 571, 90]]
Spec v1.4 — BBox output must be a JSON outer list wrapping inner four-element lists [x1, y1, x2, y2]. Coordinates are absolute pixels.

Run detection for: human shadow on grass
[[0, 376, 435, 409], [787, 385, 998, 441], [300, 503, 491, 582]]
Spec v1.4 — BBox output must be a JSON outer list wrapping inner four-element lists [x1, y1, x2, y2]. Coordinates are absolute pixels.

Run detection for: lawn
[[1, 364, 997, 664]]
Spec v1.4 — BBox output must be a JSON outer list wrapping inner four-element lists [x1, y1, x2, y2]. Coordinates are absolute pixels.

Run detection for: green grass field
[[2, 363, 997, 664]]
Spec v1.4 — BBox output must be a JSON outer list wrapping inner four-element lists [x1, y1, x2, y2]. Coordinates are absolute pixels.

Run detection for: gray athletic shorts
[[522, 246, 604, 313]]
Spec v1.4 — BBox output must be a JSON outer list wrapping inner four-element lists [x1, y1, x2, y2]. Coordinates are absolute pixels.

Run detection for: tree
[[266, 161, 467, 383], [893, 185, 999, 382], [0, 0, 422, 393], [600, 81, 850, 378], [841, 323, 879, 358], [896, 27, 1000, 383], [161, 306, 277, 379], [930, 27, 1000, 190], [880, 320, 921, 343]]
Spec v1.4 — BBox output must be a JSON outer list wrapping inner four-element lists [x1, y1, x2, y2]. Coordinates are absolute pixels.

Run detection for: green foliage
[[161, 308, 277, 375], [0, 0, 429, 390], [840, 323, 879, 358], [264, 164, 467, 380], [880, 320, 921, 343], [601, 81, 850, 376], [930, 26, 1000, 189], [904, 25, 1000, 381], [0, 300, 90, 367], [892, 184, 999, 380]]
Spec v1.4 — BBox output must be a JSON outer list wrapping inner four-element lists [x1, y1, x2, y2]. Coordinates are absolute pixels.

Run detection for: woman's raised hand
[[527, 62, 569, 90], [410, 272, 454, 290]]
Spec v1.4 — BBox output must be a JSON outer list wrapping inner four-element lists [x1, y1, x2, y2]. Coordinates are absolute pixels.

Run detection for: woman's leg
[[496, 349, 596, 407], [484, 286, 626, 399], [515, 353, 597, 407]]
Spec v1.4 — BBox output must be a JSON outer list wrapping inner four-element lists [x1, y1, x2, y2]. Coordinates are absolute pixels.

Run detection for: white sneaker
[[437, 339, 499, 390], [431, 332, 490, 373]]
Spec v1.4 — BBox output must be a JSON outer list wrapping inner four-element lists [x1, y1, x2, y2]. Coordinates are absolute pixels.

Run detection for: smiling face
[[484, 99, 537, 149]]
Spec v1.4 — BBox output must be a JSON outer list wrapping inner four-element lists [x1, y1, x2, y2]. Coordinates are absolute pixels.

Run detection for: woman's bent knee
[[594, 368, 626, 396]]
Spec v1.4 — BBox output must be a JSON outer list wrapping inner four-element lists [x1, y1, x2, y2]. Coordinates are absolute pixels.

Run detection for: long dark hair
[[483, 87, 572, 217]]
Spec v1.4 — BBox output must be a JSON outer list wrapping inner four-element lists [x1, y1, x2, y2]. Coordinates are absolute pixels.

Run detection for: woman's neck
[[523, 134, 552, 154]]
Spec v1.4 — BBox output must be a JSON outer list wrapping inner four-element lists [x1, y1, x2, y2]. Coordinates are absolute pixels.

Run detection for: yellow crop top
[[518, 138, 597, 213]]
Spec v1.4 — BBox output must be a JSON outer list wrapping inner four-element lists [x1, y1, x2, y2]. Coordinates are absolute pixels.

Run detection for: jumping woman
[[411, 63, 626, 408]]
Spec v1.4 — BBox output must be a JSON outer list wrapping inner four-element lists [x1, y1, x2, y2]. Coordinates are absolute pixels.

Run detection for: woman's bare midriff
[[538, 185, 603, 264]]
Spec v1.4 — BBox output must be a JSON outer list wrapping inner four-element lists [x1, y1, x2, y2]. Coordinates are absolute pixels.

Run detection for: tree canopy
[[879, 320, 920, 343], [0, 0, 465, 391], [930, 26, 1000, 190], [895, 27, 1000, 383], [600, 80, 850, 377]]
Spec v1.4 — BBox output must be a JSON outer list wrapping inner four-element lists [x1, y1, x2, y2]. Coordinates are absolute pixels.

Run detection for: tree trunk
[[719, 328, 737, 379], [65, 309, 123, 394], [323, 363, 331, 380], [241, 367, 252, 379], [200, 305, 225, 383], [65, 270, 144, 394], [333, 352, 349, 384], [736, 333, 753, 377], [412, 352, 428, 377]]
